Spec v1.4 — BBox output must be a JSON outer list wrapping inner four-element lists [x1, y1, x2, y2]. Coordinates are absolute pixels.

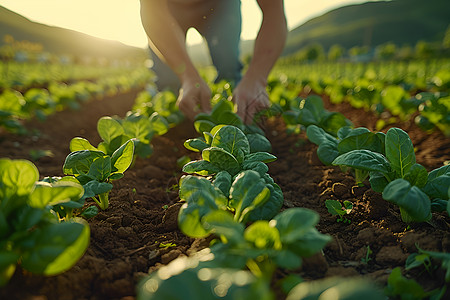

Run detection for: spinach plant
[[331, 127, 450, 223], [138, 208, 331, 300], [325, 199, 353, 223], [63, 138, 134, 210], [282, 95, 352, 137], [307, 125, 385, 184], [193, 98, 272, 153], [0, 159, 90, 286], [183, 125, 276, 178], [406, 245, 450, 283], [178, 171, 283, 237]]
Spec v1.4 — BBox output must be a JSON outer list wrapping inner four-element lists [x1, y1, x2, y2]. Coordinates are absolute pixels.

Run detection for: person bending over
[[139, 0, 287, 124]]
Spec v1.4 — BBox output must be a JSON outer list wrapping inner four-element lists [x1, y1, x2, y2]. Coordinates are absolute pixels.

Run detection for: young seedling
[[63, 139, 135, 210], [361, 245, 373, 264], [325, 199, 353, 223]]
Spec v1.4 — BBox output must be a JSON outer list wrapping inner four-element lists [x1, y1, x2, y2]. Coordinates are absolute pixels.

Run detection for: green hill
[[283, 0, 450, 55], [0, 5, 146, 61]]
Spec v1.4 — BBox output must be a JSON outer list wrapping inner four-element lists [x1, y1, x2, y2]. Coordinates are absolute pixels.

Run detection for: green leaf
[[244, 220, 282, 250], [338, 131, 384, 154], [211, 125, 250, 163], [178, 176, 227, 237], [149, 112, 169, 136], [385, 127, 416, 178], [111, 139, 134, 174], [21, 218, 89, 275], [422, 165, 450, 200], [69, 137, 98, 152], [97, 116, 124, 144], [0, 159, 38, 198], [274, 208, 331, 257], [122, 115, 153, 142], [242, 161, 269, 177], [202, 147, 241, 176], [88, 156, 111, 182], [81, 205, 99, 219], [404, 163, 428, 188], [82, 180, 113, 199], [244, 152, 277, 163], [63, 150, 105, 176], [325, 200, 346, 216], [29, 181, 84, 209], [194, 119, 215, 134], [385, 267, 427, 299], [306, 125, 337, 146], [184, 138, 209, 152], [297, 95, 324, 126], [369, 171, 391, 193], [213, 171, 232, 198], [383, 179, 431, 223], [202, 210, 244, 245], [0, 251, 19, 286], [247, 182, 284, 222], [317, 141, 340, 165], [333, 150, 391, 173], [182, 160, 221, 175], [229, 170, 271, 223], [246, 133, 272, 153]]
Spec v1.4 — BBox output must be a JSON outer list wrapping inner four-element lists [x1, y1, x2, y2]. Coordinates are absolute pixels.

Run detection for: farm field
[[0, 59, 449, 300]]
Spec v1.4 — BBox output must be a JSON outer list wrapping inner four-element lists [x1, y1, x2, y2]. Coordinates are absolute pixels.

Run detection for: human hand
[[233, 76, 270, 124], [177, 78, 211, 121]]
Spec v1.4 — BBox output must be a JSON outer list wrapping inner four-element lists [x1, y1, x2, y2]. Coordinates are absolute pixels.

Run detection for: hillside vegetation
[[0, 5, 146, 61], [283, 0, 450, 55]]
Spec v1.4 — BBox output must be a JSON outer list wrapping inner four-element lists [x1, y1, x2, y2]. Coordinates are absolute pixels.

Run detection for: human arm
[[139, 0, 211, 120], [233, 0, 287, 124]]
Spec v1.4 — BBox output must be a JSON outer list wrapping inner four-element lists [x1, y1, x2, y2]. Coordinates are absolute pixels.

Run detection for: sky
[[0, 0, 385, 48]]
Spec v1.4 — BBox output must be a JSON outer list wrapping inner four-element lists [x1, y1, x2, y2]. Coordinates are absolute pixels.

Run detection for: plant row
[[0, 85, 181, 286], [0, 68, 153, 134], [271, 59, 450, 136]]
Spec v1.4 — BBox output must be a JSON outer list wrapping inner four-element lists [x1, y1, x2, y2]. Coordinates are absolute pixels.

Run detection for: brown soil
[[0, 90, 449, 299]]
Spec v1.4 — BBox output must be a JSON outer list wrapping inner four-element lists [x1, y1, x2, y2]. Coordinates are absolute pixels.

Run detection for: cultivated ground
[[0, 89, 449, 299]]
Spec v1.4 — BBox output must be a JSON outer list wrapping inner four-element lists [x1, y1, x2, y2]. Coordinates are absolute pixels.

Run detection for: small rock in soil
[[117, 227, 133, 239], [356, 228, 376, 246], [375, 245, 408, 265], [161, 249, 183, 265]]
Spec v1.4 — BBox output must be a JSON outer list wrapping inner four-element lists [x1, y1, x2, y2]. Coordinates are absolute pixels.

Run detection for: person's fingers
[[177, 96, 196, 120]]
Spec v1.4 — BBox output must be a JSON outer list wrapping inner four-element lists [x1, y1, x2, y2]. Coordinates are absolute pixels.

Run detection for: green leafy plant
[[282, 95, 352, 137], [384, 267, 446, 300], [178, 171, 283, 237], [307, 125, 385, 184], [325, 199, 353, 223], [193, 99, 272, 153], [406, 245, 450, 283], [183, 125, 276, 178], [138, 208, 331, 300], [332, 127, 433, 223], [0, 158, 90, 286], [63, 138, 135, 210]]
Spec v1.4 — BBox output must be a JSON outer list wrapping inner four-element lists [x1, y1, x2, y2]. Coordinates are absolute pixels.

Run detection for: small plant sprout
[[325, 199, 353, 223], [361, 245, 373, 264]]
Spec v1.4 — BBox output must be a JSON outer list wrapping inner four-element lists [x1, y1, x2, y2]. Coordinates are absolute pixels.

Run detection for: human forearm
[[245, 0, 287, 83], [139, 0, 199, 82]]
